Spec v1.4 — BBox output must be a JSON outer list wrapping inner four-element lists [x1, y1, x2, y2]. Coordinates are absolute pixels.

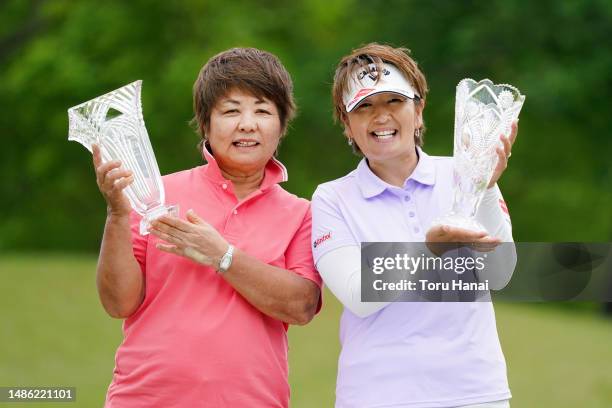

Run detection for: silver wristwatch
[[217, 244, 234, 274]]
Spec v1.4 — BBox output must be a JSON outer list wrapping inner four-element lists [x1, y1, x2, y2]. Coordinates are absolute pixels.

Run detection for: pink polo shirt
[[104, 148, 321, 408]]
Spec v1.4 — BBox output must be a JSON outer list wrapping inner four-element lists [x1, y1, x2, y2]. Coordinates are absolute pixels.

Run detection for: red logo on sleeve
[[313, 232, 332, 248], [499, 199, 509, 215]]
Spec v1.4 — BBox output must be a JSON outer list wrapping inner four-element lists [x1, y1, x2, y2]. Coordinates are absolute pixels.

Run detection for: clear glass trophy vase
[[433, 78, 525, 232], [68, 80, 178, 235]]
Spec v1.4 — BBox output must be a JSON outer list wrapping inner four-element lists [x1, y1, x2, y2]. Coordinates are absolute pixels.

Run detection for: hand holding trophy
[[433, 78, 525, 233], [68, 80, 178, 235]]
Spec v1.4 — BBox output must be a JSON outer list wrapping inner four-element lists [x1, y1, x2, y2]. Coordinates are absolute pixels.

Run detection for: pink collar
[[201, 143, 288, 190]]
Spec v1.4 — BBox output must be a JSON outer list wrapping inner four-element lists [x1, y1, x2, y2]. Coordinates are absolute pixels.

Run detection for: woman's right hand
[[425, 224, 500, 256], [92, 144, 134, 217]]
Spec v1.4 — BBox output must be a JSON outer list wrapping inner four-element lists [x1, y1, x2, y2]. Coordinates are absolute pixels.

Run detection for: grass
[[1, 254, 611, 407]]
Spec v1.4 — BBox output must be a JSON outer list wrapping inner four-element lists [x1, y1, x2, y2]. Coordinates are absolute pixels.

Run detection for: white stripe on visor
[[343, 63, 419, 112]]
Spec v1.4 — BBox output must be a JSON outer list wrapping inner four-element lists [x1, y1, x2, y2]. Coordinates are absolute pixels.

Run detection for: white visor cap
[[343, 63, 420, 112]]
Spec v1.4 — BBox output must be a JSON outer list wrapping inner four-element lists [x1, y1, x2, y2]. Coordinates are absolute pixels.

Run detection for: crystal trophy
[[433, 78, 525, 232], [68, 80, 178, 235]]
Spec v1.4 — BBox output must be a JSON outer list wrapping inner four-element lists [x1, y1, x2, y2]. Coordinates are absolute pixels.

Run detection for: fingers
[[471, 236, 501, 252], [473, 235, 501, 245], [488, 145, 508, 189], [428, 224, 450, 238], [497, 120, 516, 163], [155, 243, 181, 255], [114, 174, 135, 190], [496, 147, 508, 169], [186, 209, 205, 225], [155, 210, 208, 232], [149, 225, 184, 245], [446, 229, 500, 252], [427, 225, 490, 250], [96, 163, 134, 214], [509, 120, 519, 144], [477, 235, 501, 243], [500, 134, 512, 156], [150, 211, 211, 248], [106, 167, 132, 182], [444, 226, 488, 242], [150, 223, 210, 266], [101, 168, 133, 193], [92, 145, 122, 179], [155, 215, 194, 233], [471, 243, 499, 253], [500, 121, 518, 146], [91, 145, 133, 215], [92, 147, 133, 188], [427, 224, 502, 257], [92, 144, 101, 167], [496, 132, 511, 164], [97, 160, 122, 176], [428, 224, 486, 241], [150, 218, 182, 238], [96, 160, 122, 184]]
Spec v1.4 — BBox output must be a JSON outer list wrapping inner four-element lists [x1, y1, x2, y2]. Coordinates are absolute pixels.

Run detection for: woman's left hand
[[149, 209, 229, 268], [487, 120, 518, 189]]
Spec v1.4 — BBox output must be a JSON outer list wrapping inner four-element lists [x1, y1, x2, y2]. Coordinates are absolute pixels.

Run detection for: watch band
[[217, 244, 234, 274]]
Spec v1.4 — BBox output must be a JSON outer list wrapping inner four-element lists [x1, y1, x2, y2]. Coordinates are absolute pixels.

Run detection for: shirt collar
[[201, 143, 288, 190], [357, 147, 436, 199]]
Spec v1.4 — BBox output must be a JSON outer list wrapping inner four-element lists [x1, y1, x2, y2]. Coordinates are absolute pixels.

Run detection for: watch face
[[219, 245, 234, 272], [220, 254, 231, 271]]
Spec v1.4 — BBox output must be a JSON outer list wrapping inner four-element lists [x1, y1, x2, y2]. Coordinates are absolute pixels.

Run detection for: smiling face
[[207, 88, 282, 175], [344, 92, 423, 164]]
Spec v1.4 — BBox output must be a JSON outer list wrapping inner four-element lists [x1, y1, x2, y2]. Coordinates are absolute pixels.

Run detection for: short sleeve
[[311, 185, 359, 265], [128, 210, 148, 274], [284, 205, 322, 288], [284, 205, 323, 314]]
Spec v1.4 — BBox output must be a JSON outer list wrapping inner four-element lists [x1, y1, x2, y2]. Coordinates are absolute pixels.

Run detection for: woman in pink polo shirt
[[92, 48, 321, 407], [312, 43, 518, 407]]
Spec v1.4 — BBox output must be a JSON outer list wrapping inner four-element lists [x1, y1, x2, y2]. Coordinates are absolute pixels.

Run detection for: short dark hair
[[192, 47, 296, 150]]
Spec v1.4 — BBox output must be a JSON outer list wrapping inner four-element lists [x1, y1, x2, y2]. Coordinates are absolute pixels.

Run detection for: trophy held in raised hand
[[433, 78, 525, 232], [68, 80, 178, 235]]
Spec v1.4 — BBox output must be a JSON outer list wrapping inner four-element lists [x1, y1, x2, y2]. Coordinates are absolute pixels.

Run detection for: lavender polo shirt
[[311, 148, 511, 408]]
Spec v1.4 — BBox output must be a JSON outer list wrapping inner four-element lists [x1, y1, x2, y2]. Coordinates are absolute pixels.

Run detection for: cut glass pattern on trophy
[[431, 78, 524, 232], [68, 80, 178, 235]]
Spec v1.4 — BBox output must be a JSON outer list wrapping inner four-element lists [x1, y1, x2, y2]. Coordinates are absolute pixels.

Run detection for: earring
[[414, 128, 421, 139], [347, 138, 353, 146]]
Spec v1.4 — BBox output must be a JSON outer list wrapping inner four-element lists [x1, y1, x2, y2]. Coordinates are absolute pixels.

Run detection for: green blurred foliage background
[[1, 1, 612, 407], [1, 0, 611, 251]]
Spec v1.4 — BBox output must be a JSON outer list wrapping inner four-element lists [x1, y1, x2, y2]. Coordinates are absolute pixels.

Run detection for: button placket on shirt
[[402, 186, 422, 237], [221, 182, 267, 232], [218, 181, 241, 233], [220, 180, 234, 196]]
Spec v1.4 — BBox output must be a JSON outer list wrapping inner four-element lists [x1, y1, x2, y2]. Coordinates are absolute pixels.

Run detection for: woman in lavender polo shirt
[[311, 43, 519, 408]]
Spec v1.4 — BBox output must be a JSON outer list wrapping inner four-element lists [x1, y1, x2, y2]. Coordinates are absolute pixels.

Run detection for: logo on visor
[[313, 232, 332, 248], [348, 88, 375, 109], [358, 65, 390, 81]]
